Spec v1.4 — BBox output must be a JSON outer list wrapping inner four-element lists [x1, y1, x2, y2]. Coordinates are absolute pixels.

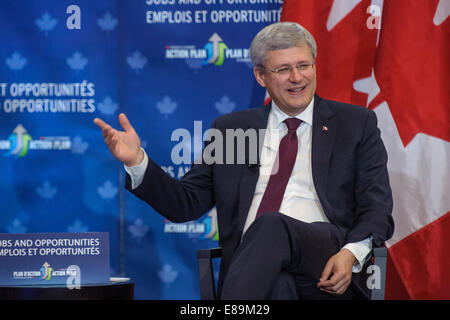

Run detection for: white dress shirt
[[241, 98, 372, 272], [125, 98, 372, 272]]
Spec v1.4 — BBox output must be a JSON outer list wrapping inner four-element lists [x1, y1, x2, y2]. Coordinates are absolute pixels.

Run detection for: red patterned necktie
[[255, 118, 302, 219]]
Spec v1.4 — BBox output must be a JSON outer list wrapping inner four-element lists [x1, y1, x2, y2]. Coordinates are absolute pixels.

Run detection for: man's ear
[[253, 66, 266, 88]]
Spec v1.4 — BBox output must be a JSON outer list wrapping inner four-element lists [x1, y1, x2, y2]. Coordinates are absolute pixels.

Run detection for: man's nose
[[288, 66, 303, 82]]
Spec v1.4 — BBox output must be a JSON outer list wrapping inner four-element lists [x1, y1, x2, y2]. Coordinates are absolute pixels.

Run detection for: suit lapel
[[235, 103, 271, 241], [311, 95, 338, 222], [234, 96, 339, 238]]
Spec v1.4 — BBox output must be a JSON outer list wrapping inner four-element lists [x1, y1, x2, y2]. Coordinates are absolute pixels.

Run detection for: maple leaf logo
[[128, 218, 149, 241], [71, 135, 89, 155], [127, 51, 147, 73], [37, 181, 58, 199], [156, 96, 177, 117], [7, 219, 27, 234], [215, 95, 236, 114], [158, 264, 178, 285], [67, 51, 88, 72], [36, 12, 57, 35], [97, 180, 118, 199], [98, 97, 118, 115], [282, 0, 378, 108], [97, 12, 118, 32], [6, 52, 27, 71], [283, 0, 449, 146], [67, 220, 89, 233], [371, 0, 449, 146]]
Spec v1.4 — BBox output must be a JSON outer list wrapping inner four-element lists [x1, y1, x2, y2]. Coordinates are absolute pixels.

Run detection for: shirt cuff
[[123, 148, 148, 190], [342, 236, 373, 273]]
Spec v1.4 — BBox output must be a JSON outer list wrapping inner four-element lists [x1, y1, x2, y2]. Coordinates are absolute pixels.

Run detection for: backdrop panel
[[0, 0, 282, 299]]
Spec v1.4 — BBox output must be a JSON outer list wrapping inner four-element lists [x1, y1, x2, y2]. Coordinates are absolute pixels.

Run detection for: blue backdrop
[[0, 0, 282, 299]]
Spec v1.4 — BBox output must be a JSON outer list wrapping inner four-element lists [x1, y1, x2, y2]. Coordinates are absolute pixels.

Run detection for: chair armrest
[[370, 247, 387, 300], [197, 248, 222, 300], [197, 247, 222, 259], [199, 247, 388, 300]]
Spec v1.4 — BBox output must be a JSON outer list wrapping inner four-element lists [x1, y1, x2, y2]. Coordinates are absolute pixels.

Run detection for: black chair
[[197, 246, 388, 300]]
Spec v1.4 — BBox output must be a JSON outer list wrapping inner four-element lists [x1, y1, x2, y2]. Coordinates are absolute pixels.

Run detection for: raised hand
[[94, 113, 144, 167]]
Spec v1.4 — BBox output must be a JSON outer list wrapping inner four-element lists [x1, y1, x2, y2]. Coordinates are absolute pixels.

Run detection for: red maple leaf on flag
[[282, 0, 378, 107], [370, 0, 450, 146], [282, 0, 450, 299]]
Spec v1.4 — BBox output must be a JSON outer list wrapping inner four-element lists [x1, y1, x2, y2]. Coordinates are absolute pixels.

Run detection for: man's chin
[[285, 98, 312, 114]]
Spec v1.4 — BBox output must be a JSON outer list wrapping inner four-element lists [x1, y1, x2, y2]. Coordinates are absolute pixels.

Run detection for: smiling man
[[94, 22, 394, 300], [254, 47, 316, 117]]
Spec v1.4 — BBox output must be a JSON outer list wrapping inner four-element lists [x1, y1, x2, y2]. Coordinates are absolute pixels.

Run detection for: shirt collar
[[269, 97, 314, 130]]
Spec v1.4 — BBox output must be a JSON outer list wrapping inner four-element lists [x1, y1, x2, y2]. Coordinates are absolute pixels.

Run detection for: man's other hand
[[94, 113, 144, 167], [317, 248, 356, 295]]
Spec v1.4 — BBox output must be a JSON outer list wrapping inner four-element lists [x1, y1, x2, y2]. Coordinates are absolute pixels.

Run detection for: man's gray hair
[[249, 22, 317, 67]]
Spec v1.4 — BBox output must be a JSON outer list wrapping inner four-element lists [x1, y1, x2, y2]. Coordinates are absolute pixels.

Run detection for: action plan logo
[[12, 261, 81, 288], [164, 208, 219, 240], [0, 124, 72, 157], [12, 261, 77, 281], [165, 32, 250, 67]]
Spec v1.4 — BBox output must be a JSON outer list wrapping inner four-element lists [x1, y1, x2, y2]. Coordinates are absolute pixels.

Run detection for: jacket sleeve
[[125, 121, 217, 223], [345, 110, 394, 247]]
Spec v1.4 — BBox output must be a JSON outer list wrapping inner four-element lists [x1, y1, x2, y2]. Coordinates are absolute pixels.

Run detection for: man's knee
[[242, 212, 290, 244], [251, 212, 286, 230]]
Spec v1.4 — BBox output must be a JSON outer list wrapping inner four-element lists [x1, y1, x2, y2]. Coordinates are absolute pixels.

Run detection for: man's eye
[[277, 67, 291, 74], [298, 64, 309, 70]]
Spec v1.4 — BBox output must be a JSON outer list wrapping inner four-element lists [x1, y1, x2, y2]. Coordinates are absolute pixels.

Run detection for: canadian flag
[[282, 0, 450, 299]]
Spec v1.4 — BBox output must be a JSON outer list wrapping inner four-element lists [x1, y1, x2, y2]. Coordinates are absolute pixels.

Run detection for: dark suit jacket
[[126, 94, 394, 297]]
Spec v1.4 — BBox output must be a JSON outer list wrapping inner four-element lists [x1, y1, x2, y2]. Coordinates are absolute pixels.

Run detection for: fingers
[[319, 260, 333, 284], [316, 250, 355, 295], [93, 114, 140, 163], [318, 272, 351, 295], [118, 113, 135, 133], [317, 259, 351, 295], [94, 117, 118, 146], [94, 114, 134, 134], [93, 117, 111, 131]]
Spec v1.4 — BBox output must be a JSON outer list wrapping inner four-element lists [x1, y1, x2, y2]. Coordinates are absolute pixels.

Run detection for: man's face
[[254, 45, 316, 116]]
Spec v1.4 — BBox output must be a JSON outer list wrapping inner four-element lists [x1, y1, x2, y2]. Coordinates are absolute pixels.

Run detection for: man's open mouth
[[287, 85, 306, 93]]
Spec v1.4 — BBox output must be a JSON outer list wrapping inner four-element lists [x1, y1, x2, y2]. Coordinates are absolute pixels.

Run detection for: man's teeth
[[289, 86, 306, 92]]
